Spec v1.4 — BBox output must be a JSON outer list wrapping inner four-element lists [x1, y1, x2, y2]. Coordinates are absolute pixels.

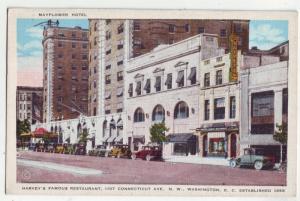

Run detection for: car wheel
[[230, 160, 237, 168], [254, 161, 263, 170], [146, 154, 151, 161], [131, 154, 136, 160]]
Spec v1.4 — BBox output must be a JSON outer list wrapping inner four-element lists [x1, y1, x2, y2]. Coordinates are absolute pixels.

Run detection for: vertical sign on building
[[229, 33, 238, 82]]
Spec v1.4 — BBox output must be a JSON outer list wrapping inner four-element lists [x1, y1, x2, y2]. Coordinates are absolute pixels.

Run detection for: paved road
[[17, 151, 286, 186]]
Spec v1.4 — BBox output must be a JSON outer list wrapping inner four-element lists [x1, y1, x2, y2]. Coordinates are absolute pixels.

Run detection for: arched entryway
[[229, 133, 237, 158]]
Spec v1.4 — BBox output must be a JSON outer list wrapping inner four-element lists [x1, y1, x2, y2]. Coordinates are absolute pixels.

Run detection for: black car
[[74, 143, 86, 155]]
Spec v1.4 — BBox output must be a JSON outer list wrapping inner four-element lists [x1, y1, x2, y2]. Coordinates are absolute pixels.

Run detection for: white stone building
[[125, 34, 225, 156], [239, 54, 288, 162], [196, 51, 242, 158]]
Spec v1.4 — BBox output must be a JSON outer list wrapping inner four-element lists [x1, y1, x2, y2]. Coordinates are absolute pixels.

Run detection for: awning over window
[[116, 88, 123, 97], [176, 71, 184, 83], [107, 135, 116, 143], [135, 82, 141, 94], [165, 74, 172, 85], [166, 133, 196, 143], [105, 91, 111, 99], [117, 119, 123, 127], [115, 135, 123, 143], [143, 79, 150, 91], [154, 77, 161, 88], [188, 67, 196, 80], [103, 135, 110, 142]]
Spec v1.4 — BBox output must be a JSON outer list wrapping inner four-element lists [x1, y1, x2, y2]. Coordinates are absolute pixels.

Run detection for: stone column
[[209, 90, 214, 121], [274, 89, 283, 130]]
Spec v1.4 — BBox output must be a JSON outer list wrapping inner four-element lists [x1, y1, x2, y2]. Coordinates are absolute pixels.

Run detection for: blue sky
[[17, 19, 288, 87]]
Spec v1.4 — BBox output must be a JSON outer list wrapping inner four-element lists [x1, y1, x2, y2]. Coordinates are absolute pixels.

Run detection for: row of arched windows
[[133, 101, 190, 123]]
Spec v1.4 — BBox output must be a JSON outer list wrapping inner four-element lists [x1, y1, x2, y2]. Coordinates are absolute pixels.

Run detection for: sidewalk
[[163, 155, 229, 166]]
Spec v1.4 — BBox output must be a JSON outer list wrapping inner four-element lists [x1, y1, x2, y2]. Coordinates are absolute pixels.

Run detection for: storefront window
[[209, 138, 225, 154], [173, 143, 187, 156]]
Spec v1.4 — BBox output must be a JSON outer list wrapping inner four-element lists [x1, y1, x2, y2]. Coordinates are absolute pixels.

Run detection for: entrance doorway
[[230, 134, 237, 158]]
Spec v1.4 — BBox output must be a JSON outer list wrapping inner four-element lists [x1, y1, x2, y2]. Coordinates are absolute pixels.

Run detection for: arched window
[[174, 101, 189, 119], [110, 119, 116, 137], [152, 105, 165, 122], [134, 108, 145, 122]]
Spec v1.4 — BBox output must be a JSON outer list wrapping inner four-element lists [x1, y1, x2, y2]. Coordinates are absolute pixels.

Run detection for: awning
[[33, 127, 48, 137], [143, 79, 150, 91], [115, 135, 123, 143], [188, 67, 196, 80], [116, 87, 123, 97], [176, 71, 184, 83], [135, 82, 141, 94], [20, 132, 32, 137], [107, 135, 116, 143], [103, 135, 110, 142], [166, 133, 196, 143], [197, 122, 239, 132], [165, 74, 172, 85], [117, 119, 123, 127], [105, 91, 111, 99], [154, 77, 161, 88]]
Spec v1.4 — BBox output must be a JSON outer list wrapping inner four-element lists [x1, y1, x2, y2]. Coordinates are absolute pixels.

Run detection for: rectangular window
[[105, 110, 111, 114], [155, 76, 161, 92], [72, 43, 76, 48], [105, 75, 111, 84], [165, 73, 172, 89], [230, 96, 236, 118], [176, 70, 184, 87], [58, 53, 63, 58], [134, 22, 140, 31], [188, 67, 196, 85], [216, 70, 222, 85], [136, 81, 142, 96], [93, 107, 97, 116], [105, 31, 111, 40], [169, 24, 175, 33], [82, 43, 87, 49], [118, 23, 124, 34], [105, 64, 111, 70], [204, 73, 210, 87], [71, 32, 76, 38], [58, 42, 63, 47], [106, 49, 111, 55], [204, 100, 210, 120], [117, 71, 123, 81], [82, 65, 88, 70], [144, 79, 151, 94], [82, 32, 87, 39], [128, 83, 133, 97], [204, 60, 210, 65], [72, 54, 76, 59], [117, 60, 123, 66], [82, 54, 88, 60], [216, 57, 222, 62], [184, 24, 190, 32], [71, 64, 76, 70], [220, 29, 227, 37], [235, 23, 242, 33], [251, 91, 274, 134], [117, 108, 123, 113], [198, 27, 205, 34], [214, 98, 225, 120], [117, 44, 123, 50]]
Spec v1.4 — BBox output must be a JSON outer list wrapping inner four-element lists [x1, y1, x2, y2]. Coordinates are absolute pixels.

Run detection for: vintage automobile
[[88, 145, 109, 157], [109, 144, 131, 158], [55, 143, 65, 154], [45, 143, 55, 153], [229, 148, 275, 170], [74, 143, 87, 155], [63, 143, 75, 154], [131, 145, 162, 161], [35, 142, 45, 152]]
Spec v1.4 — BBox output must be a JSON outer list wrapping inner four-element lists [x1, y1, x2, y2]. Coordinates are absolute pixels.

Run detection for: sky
[[17, 19, 288, 87]]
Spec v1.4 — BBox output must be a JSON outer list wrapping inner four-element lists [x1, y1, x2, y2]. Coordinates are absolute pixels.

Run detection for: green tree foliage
[[16, 119, 31, 138], [274, 123, 287, 145], [79, 128, 89, 144], [149, 122, 169, 144]]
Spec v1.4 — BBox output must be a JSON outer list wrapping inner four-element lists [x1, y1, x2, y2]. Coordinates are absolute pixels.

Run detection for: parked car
[[229, 148, 275, 170], [45, 143, 55, 153], [35, 142, 45, 152], [88, 145, 109, 157], [55, 143, 65, 153], [109, 144, 131, 158], [74, 143, 86, 155], [63, 143, 75, 154], [131, 145, 162, 161]]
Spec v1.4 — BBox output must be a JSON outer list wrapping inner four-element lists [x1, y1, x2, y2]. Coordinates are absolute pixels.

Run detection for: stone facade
[[42, 25, 89, 122]]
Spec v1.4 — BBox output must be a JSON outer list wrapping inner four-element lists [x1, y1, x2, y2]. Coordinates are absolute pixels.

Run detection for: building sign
[[229, 33, 238, 82]]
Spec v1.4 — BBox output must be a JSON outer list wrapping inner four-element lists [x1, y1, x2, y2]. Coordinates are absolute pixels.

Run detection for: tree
[[149, 122, 169, 145], [79, 128, 89, 144], [16, 119, 31, 139], [273, 123, 287, 163]]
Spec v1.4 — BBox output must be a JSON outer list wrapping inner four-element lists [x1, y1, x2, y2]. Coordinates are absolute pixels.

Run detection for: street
[[17, 151, 286, 186]]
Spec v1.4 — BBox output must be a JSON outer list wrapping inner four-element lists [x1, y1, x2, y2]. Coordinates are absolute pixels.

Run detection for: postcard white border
[[5, 8, 298, 197]]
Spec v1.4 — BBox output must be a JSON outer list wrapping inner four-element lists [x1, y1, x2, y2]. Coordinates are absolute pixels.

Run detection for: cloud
[[18, 40, 42, 52], [26, 27, 44, 39], [250, 23, 287, 50], [17, 55, 43, 87]]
